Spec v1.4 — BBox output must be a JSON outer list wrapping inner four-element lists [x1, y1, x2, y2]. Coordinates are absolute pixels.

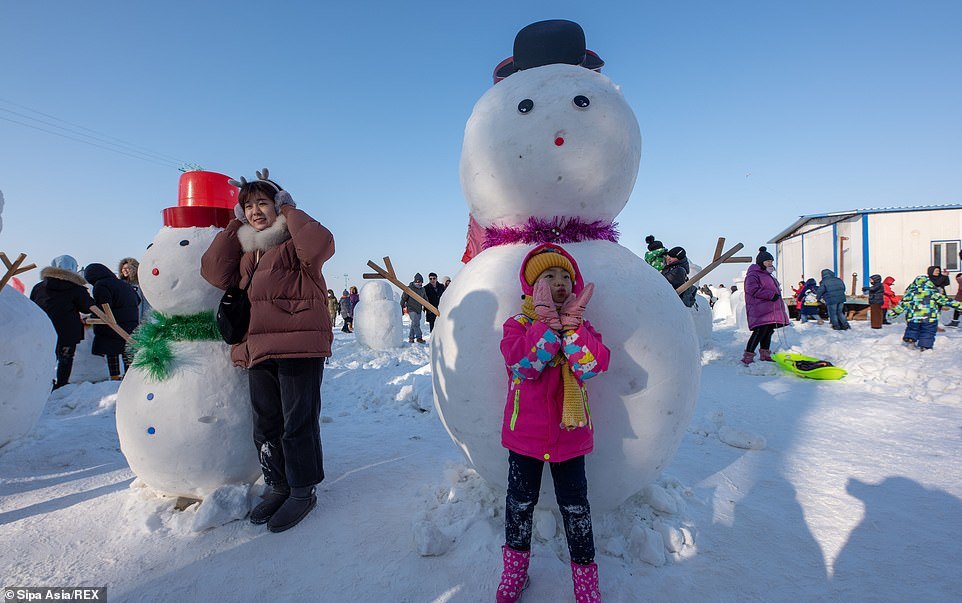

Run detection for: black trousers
[[746, 324, 776, 352], [505, 450, 595, 565], [426, 311, 437, 332], [248, 357, 325, 489], [55, 345, 76, 388]]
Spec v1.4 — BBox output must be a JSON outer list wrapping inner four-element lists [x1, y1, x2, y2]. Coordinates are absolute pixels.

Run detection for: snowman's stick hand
[[364, 258, 440, 317], [0, 252, 32, 291], [88, 304, 135, 344], [676, 242, 745, 295], [383, 256, 396, 279]]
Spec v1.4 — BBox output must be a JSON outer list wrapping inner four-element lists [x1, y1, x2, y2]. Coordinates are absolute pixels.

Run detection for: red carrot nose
[[555, 137, 565, 146], [152, 268, 159, 276]]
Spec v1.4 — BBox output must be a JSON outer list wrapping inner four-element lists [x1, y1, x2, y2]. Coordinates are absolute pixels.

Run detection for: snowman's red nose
[[555, 137, 565, 146], [152, 268, 159, 276]]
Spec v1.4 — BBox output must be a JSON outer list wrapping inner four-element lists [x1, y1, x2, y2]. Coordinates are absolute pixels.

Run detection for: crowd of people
[[28, 254, 145, 388]]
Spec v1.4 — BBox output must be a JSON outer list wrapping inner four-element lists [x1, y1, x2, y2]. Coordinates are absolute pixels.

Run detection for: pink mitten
[[533, 278, 563, 330], [560, 283, 594, 331]]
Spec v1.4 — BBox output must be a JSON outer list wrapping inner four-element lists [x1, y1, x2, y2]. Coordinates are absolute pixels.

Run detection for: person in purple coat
[[742, 247, 789, 364]]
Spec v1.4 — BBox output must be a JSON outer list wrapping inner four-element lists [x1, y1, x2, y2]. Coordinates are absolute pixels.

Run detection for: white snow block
[[191, 483, 251, 531], [355, 281, 404, 351], [629, 524, 666, 567]]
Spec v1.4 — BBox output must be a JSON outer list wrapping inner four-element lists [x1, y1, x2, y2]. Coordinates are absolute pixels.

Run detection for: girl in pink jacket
[[496, 244, 611, 603]]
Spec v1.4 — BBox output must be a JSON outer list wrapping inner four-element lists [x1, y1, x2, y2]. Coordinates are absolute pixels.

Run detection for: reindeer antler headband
[[228, 167, 281, 192]]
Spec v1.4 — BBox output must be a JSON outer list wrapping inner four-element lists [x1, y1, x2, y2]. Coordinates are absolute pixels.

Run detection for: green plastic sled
[[772, 352, 847, 381]]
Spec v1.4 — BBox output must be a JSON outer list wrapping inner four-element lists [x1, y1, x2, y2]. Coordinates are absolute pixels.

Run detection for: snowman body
[[116, 225, 259, 498], [431, 64, 700, 511], [0, 191, 57, 447], [354, 281, 403, 351], [0, 286, 56, 447]]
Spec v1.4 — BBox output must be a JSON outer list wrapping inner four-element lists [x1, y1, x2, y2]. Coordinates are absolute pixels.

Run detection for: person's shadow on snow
[[831, 476, 962, 598]]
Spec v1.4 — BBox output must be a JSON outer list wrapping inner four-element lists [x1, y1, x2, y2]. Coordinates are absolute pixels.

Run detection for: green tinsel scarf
[[130, 311, 221, 382]]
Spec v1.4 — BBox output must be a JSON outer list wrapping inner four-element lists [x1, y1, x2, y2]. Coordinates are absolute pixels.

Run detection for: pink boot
[[759, 348, 773, 362], [571, 561, 601, 602], [741, 351, 755, 365], [496, 545, 530, 603]]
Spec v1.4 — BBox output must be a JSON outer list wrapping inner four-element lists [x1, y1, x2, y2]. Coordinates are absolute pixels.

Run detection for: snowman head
[[461, 30, 641, 229], [139, 227, 224, 315]]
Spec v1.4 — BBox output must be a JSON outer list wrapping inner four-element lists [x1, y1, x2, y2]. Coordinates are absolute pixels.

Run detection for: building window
[[932, 240, 960, 271]]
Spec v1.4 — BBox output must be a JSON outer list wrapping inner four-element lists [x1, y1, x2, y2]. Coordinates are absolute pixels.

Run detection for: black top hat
[[493, 20, 605, 83]]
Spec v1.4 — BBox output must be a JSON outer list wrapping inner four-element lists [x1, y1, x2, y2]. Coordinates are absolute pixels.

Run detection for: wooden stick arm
[[88, 303, 135, 344], [0, 252, 34, 291], [363, 258, 441, 316], [676, 242, 745, 295]]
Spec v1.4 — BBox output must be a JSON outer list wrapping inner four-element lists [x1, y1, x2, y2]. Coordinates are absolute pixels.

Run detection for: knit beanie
[[51, 255, 79, 272], [523, 250, 576, 286], [645, 235, 664, 252], [755, 246, 774, 266], [666, 246, 687, 261], [414, 273, 424, 283]]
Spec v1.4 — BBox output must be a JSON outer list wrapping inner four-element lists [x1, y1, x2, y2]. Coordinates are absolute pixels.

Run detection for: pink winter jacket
[[499, 244, 611, 463]]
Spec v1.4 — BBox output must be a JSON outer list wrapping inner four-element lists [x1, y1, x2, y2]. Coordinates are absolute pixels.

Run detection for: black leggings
[[55, 345, 76, 388], [746, 324, 776, 353], [505, 451, 595, 565]]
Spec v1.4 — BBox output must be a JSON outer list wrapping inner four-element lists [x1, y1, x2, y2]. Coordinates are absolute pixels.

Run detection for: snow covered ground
[[2, 315, 961, 602]]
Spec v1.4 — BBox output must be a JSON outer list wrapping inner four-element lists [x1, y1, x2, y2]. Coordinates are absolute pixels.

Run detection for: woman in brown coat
[[201, 169, 334, 533]]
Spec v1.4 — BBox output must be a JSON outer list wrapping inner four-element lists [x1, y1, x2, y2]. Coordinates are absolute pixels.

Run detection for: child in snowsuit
[[882, 276, 899, 325], [643, 235, 667, 271], [326, 289, 339, 328], [796, 278, 822, 324], [496, 244, 610, 603], [887, 275, 962, 350]]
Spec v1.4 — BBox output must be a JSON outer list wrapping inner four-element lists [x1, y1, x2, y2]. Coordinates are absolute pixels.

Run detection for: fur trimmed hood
[[118, 257, 140, 283], [40, 266, 88, 287], [237, 214, 292, 253]]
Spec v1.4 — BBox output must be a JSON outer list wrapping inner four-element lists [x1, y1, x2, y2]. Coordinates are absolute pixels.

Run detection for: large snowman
[[431, 21, 701, 511], [116, 171, 260, 499], [0, 189, 57, 447]]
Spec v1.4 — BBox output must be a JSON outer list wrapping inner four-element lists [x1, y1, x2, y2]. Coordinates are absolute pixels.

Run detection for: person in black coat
[[30, 255, 96, 389], [83, 262, 141, 380], [423, 272, 445, 333], [661, 246, 696, 307], [862, 274, 885, 329]]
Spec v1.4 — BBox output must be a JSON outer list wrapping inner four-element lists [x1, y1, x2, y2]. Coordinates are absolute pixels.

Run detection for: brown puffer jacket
[[201, 206, 335, 368]]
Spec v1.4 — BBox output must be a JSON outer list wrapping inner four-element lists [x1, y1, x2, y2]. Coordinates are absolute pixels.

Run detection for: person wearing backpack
[[796, 278, 822, 325]]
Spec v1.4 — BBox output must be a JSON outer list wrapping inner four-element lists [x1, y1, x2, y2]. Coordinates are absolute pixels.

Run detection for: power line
[[0, 115, 180, 169], [0, 97, 189, 170]]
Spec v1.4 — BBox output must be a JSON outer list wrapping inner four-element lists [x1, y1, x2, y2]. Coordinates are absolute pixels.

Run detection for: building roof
[[768, 204, 962, 244]]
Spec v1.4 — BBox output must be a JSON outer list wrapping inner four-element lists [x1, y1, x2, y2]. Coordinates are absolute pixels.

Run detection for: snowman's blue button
[[147, 427, 156, 435], [146, 393, 154, 401]]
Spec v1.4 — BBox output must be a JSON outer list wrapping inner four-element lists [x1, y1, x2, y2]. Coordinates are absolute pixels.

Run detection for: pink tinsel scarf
[[483, 216, 620, 249]]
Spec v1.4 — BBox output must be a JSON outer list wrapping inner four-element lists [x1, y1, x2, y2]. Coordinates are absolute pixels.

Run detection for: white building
[[769, 205, 961, 296]]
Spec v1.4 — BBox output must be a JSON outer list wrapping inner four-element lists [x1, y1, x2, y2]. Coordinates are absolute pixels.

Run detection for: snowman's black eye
[[573, 95, 590, 109], [146, 243, 153, 250], [179, 240, 189, 246], [517, 99, 534, 114]]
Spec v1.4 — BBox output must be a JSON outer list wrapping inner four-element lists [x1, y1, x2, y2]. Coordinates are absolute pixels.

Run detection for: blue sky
[[1, 1, 960, 291]]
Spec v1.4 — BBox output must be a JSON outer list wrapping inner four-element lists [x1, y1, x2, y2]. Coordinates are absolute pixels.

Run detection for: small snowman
[[354, 281, 403, 351], [0, 189, 57, 447], [431, 21, 701, 511], [116, 171, 259, 499]]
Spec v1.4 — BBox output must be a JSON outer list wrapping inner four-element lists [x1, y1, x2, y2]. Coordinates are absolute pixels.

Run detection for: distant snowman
[[0, 189, 57, 447], [431, 21, 701, 511], [116, 171, 259, 499], [354, 281, 403, 351]]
